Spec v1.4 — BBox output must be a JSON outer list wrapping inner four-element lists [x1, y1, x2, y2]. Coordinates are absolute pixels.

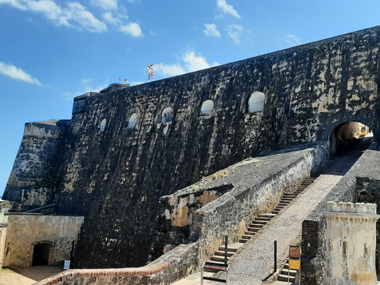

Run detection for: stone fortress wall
[[4, 26, 380, 269]]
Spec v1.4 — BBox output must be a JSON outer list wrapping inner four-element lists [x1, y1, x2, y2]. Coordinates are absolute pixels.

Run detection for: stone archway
[[329, 121, 373, 157]]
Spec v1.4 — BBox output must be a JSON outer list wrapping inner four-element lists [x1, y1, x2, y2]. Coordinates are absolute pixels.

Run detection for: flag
[[148, 71, 154, 81], [147, 64, 154, 73]]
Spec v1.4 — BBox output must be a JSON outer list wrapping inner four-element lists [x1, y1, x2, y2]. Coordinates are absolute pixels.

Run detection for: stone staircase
[[277, 259, 297, 283], [201, 177, 316, 283], [239, 213, 276, 243]]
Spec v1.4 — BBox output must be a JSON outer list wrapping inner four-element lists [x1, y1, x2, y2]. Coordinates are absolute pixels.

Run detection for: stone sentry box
[[325, 202, 380, 285]]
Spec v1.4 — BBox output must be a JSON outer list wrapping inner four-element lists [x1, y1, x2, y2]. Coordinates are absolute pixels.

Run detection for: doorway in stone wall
[[32, 243, 50, 266], [329, 121, 373, 157], [320, 122, 374, 176]]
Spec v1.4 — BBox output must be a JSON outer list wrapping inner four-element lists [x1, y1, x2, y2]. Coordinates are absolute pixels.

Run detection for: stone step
[[278, 274, 296, 282], [211, 255, 230, 262], [283, 195, 297, 198], [247, 227, 261, 232], [244, 230, 256, 236], [218, 246, 238, 252], [214, 250, 234, 257], [249, 224, 264, 229], [258, 213, 276, 217], [281, 269, 297, 276], [252, 220, 267, 225], [203, 261, 226, 272], [242, 234, 253, 239], [281, 198, 293, 201], [206, 260, 227, 265], [255, 217, 272, 221], [239, 237, 249, 243]]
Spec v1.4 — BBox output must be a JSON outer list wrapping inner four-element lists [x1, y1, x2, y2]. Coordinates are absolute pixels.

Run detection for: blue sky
[[1, 0, 380, 197]]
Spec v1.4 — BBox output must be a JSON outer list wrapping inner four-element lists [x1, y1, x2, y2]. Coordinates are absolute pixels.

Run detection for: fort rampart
[[4, 26, 380, 268]]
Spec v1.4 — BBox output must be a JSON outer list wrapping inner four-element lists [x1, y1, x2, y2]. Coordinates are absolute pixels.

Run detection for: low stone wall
[[3, 214, 84, 267], [35, 242, 198, 285], [191, 149, 315, 263]]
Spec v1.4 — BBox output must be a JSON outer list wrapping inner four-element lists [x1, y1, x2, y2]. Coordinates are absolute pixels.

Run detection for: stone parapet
[[326, 201, 377, 215], [34, 242, 198, 285]]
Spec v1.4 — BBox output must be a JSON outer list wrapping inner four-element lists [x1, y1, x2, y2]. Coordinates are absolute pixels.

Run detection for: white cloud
[[226, 24, 243, 44], [102, 11, 128, 27], [131, 81, 144, 86], [82, 78, 93, 85], [286, 34, 302, 45], [65, 2, 107, 32], [119, 22, 143, 37], [64, 78, 109, 101], [90, 0, 117, 10], [204, 23, 221, 37], [183, 51, 211, 72], [0, 62, 42, 86], [154, 50, 218, 79], [217, 0, 240, 18], [0, 0, 106, 32], [103, 11, 119, 25], [155, 63, 186, 77], [0, 0, 27, 10]]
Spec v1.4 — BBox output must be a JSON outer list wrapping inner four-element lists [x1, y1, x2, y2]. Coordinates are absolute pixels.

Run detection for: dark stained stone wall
[[3, 120, 69, 211], [7, 26, 380, 268]]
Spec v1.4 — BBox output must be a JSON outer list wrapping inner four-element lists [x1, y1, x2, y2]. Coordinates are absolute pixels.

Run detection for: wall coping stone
[[34, 242, 198, 285]]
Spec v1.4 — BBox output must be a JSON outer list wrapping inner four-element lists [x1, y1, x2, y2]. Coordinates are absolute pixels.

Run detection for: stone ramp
[[225, 174, 342, 284]]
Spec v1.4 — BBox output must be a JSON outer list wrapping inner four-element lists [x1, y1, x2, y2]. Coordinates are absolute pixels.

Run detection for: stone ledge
[[34, 242, 198, 285]]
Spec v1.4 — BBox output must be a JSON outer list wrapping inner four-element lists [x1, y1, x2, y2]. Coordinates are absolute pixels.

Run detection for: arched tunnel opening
[[330, 122, 373, 157], [318, 122, 374, 176]]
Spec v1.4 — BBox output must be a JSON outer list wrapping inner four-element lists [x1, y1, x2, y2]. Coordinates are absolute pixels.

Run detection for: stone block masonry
[[325, 202, 380, 285], [5, 26, 380, 268]]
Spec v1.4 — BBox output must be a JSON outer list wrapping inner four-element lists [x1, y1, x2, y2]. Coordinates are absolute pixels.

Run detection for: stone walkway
[[175, 174, 342, 285], [227, 174, 342, 284]]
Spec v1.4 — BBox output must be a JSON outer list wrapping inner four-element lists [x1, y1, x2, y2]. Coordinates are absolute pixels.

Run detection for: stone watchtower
[[325, 202, 380, 285]]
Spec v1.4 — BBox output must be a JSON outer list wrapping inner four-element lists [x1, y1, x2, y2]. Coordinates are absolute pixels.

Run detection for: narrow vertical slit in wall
[[342, 241, 347, 255]]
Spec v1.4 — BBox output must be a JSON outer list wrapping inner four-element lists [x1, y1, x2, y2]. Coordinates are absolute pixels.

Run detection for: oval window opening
[[248, 92, 265, 113], [161, 107, 174, 123], [201, 100, 214, 118], [128, 113, 137, 128], [100, 119, 106, 132]]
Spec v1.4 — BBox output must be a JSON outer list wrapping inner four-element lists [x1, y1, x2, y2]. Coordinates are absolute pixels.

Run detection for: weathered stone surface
[[3, 214, 84, 267], [5, 26, 380, 269], [301, 149, 380, 284], [3, 120, 69, 211], [325, 202, 379, 285]]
